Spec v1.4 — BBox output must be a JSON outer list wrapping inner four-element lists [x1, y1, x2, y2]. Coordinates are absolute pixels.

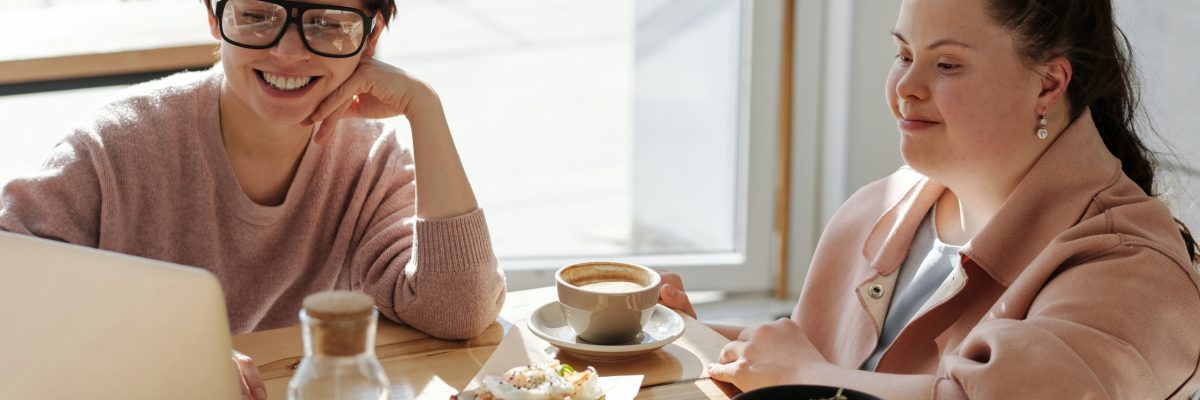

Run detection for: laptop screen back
[[0, 231, 240, 400]]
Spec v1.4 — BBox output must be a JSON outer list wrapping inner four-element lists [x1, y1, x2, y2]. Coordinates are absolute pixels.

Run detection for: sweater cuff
[[414, 208, 496, 272]]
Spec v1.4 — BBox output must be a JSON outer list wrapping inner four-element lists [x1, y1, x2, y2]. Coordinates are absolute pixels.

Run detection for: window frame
[[502, 0, 786, 293]]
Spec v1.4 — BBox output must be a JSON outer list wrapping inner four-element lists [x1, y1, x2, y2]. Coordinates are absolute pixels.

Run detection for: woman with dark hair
[[660, 0, 1200, 397], [0, 0, 505, 398]]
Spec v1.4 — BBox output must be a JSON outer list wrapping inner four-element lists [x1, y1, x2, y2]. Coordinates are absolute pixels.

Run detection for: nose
[[268, 22, 311, 62], [894, 62, 930, 102]]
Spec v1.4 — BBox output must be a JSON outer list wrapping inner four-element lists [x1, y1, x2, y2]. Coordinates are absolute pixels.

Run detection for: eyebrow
[[891, 31, 974, 50]]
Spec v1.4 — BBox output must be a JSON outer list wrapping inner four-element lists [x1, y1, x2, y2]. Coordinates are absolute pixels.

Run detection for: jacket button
[[868, 284, 885, 299]]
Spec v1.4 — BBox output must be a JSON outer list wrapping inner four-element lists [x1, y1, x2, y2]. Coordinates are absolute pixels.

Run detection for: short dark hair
[[202, 0, 397, 25]]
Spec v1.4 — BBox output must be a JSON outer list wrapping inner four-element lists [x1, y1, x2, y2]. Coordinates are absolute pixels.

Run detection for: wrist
[[405, 82, 443, 120], [801, 360, 856, 388]]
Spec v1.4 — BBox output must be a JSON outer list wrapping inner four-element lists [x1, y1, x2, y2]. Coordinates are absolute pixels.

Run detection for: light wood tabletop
[[232, 286, 741, 399]]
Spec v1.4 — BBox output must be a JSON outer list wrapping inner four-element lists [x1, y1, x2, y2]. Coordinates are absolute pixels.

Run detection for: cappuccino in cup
[[555, 262, 661, 345]]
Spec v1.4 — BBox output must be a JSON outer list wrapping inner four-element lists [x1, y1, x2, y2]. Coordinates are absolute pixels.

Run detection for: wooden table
[[0, 2, 218, 85], [233, 287, 741, 399]]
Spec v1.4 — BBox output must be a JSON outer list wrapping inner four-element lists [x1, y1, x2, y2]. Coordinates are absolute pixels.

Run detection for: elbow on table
[[422, 314, 496, 340], [397, 283, 506, 340]]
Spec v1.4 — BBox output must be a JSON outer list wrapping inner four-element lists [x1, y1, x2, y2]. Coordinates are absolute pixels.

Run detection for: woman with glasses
[[660, 0, 1200, 397], [0, 0, 504, 398]]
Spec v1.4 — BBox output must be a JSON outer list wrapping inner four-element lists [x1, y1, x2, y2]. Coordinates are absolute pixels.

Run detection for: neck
[[933, 108, 1072, 245], [218, 83, 312, 206], [934, 185, 1009, 246], [218, 84, 312, 160]]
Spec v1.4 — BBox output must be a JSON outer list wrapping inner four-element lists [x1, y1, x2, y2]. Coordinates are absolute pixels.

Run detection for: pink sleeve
[[348, 146, 505, 340], [0, 132, 105, 246], [937, 247, 1200, 398]]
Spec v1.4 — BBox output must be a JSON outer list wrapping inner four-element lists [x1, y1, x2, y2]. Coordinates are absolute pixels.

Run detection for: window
[[382, 0, 784, 290], [0, 0, 789, 293]]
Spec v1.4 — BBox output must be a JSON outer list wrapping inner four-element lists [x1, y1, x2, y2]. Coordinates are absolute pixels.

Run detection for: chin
[[899, 142, 936, 177], [252, 103, 316, 126]]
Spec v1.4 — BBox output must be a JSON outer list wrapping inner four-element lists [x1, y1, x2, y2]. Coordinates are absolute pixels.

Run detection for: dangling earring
[[1037, 109, 1049, 140]]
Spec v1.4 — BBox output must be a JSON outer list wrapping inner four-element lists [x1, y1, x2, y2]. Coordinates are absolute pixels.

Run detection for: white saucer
[[527, 302, 686, 362]]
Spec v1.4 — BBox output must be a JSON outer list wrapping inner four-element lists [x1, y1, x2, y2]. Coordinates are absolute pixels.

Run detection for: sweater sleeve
[[932, 245, 1200, 399], [0, 132, 105, 246], [348, 144, 506, 340]]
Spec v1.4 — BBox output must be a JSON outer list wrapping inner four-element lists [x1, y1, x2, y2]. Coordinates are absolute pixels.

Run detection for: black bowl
[[733, 384, 883, 400]]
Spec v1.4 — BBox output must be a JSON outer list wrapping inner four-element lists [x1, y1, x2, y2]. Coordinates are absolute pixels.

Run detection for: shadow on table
[[379, 322, 507, 398], [639, 378, 742, 399], [542, 341, 700, 387]]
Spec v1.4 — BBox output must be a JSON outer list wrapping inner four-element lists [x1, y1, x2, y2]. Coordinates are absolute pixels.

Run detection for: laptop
[[0, 230, 240, 400]]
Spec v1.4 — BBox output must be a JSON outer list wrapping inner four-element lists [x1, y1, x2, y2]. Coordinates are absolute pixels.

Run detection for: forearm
[[406, 88, 479, 219], [367, 211, 505, 339]]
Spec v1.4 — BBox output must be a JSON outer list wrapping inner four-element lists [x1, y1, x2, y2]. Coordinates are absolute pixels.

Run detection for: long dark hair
[[986, 0, 1199, 264]]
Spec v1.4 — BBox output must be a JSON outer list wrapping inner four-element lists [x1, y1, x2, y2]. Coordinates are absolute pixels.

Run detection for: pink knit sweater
[[0, 66, 506, 338]]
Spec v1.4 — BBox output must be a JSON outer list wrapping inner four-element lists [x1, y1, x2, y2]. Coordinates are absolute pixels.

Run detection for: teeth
[[261, 71, 313, 91]]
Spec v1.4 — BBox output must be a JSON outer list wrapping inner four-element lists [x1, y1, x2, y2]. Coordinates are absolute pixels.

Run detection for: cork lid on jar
[[302, 291, 375, 321]]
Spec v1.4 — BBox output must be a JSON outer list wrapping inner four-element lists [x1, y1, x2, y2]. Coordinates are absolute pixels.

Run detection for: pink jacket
[[794, 109, 1200, 398]]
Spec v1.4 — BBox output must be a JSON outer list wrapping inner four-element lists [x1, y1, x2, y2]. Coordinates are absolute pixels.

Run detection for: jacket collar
[[862, 109, 1122, 285], [860, 172, 943, 276]]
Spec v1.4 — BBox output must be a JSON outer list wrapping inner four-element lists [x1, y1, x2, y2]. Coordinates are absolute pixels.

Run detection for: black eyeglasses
[[215, 0, 374, 58]]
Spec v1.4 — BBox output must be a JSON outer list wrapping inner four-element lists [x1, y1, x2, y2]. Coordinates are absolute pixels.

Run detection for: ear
[[361, 14, 386, 58], [1037, 57, 1073, 113], [207, 7, 221, 41]]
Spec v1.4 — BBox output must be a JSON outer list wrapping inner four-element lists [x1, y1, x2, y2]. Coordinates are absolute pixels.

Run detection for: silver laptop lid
[[0, 231, 240, 400]]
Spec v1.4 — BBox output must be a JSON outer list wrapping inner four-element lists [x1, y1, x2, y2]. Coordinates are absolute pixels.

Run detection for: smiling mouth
[[898, 118, 941, 132], [256, 69, 319, 91]]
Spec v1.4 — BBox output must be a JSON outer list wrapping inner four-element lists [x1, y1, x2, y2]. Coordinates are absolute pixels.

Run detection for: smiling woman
[[658, 0, 1200, 397], [0, 0, 506, 399]]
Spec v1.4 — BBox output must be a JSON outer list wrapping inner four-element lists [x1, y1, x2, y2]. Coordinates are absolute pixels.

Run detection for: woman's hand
[[307, 58, 436, 144], [306, 57, 478, 219], [656, 270, 697, 319], [233, 350, 267, 400], [707, 318, 825, 392]]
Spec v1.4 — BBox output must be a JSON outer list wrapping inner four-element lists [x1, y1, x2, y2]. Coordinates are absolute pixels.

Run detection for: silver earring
[[1037, 112, 1049, 139]]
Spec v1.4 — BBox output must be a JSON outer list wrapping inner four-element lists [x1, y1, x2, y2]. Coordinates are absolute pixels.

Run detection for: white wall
[[1115, 0, 1200, 231], [835, 1, 905, 217], [788, 0, 902, 296]]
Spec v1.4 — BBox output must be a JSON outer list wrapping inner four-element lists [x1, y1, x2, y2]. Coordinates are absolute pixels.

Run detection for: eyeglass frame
[[214, 0, 376, 58]]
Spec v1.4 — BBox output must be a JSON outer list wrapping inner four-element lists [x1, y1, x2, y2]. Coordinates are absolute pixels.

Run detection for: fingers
[[658, 283, 698, 319], [717, 339, 747, 364], [309, 70, 368, 125], [313, 97, 352, 144], [656, 269, 685, 291], [233, 353, 251, 400], [233, 351, 267, 400], [655, 270, 697, 318], [239, 372, 251, 400], [707, 361, 741, 383], [738, 322, 770, 342], [738, 324, 755, 341]]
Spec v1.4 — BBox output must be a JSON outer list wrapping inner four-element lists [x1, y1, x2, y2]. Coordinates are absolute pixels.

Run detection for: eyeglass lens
[[220, 0, 367, 56]]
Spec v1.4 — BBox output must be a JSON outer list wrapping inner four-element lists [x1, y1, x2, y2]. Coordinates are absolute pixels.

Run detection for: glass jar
[[287, 291, 390, 400]]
